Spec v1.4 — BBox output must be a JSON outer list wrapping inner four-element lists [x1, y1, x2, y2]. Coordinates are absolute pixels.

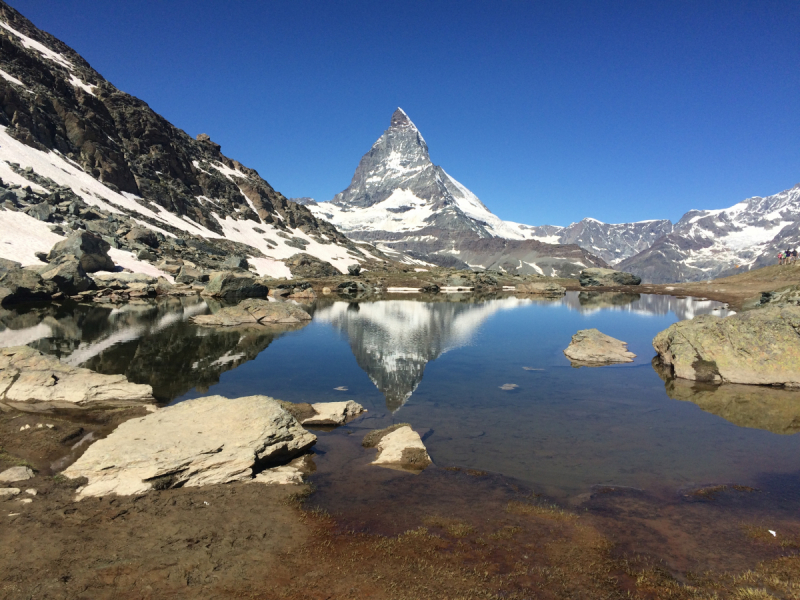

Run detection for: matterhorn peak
[[391, 107, 414, 129]]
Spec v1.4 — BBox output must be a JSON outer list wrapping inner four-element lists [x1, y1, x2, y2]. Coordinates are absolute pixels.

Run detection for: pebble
[[25, 489, 37, 496], [19, 424, 30, 431], [18, 498, 32, 504]]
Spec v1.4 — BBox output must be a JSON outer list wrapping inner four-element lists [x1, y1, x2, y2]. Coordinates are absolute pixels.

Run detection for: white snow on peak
[[68, 73, 96, 96], [0, 21, 73, 70]]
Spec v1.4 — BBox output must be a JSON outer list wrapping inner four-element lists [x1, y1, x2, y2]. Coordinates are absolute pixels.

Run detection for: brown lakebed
[[2, 292, 800, 597]]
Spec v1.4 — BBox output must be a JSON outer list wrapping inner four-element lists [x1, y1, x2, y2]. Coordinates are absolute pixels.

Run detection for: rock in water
[[515, 282, 566, 296], [0, 346, 154, 407], [201, 272, 268, 298], [300, 400, 366, 426], [579, 268, 641, 287], [563, 329, 636, 366], [47, 231, 115, 273], [0, 267, 58, 306], [63, 395, 317, 498], [362, 424, 431, 472], [191, 298, 311, 327], [653, 306, 800, 387]]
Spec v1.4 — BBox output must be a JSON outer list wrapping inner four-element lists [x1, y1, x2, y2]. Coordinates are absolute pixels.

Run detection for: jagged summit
[[390, 107, 414, 128]]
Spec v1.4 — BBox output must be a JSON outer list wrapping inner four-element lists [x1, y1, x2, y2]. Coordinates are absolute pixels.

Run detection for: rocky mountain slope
[[309, 108, 606, 277], [0, 1, 390, 279]]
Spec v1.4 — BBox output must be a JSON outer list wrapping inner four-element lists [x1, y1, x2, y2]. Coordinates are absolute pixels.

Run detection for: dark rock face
[[39, 259, 93, 295], [284, 253, 339, 278], [347, 263, 361, 276], [201, 272, 268, 298], [0, 1, 362, 272], [47, 231, 115, 273], [222, 255, 249, 270], [578, 268, 641, 287]]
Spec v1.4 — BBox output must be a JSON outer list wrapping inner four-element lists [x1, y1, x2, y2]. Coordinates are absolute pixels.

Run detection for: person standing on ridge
[[777, 250, 784, 265]]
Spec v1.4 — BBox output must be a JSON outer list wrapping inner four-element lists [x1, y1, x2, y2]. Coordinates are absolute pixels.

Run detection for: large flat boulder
[[579, 268, 641, 287], [63, 395, 317, 498], [0, 346, 154, 408], [191, 298, 311, 327], [300, 400, 365, 426], [563, 328, 636, 366], [653, 306, 800, 387], [47, 231, 115, 273], [201, 271, 268, 298], [363, 424, 431, 472]]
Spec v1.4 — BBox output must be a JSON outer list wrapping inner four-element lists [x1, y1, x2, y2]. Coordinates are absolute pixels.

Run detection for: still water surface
[[4, 291, 799, 502]]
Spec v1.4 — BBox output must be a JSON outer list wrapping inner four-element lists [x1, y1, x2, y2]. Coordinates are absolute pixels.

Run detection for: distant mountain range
[[308, 108, 800, 283]]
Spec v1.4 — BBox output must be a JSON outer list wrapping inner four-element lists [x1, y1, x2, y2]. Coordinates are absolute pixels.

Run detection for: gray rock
[[653, 306, 800, 387], [191, 298, 311, 327], [124, 227, 159, 248], [284, 253, 340, 278], [0, 466, 35, 483], [362, 424, 431, 472], [174, 266, 208, 284], [47, 231, 115, 273], [0, 345, 154, 408], [92, 272, 158, 288], [0, 258, 22, 274], [201, 272, 268, 298], [300, 400, 366, 426], [25, 202, 53, 222], [347, 263, 361, 276], [63, 395, 317, 498], [579, 268, 641, 287], [336, 280, 368, 296], [563, 328, 636, 366], [0, 268, 57, 306], [40, 259, 94, 295], [136, 248, 156, 261], [754, 285, 800, 308], [222, 255, 249, 270]]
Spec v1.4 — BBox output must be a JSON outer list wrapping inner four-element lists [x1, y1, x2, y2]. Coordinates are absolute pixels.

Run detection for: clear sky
[[7, 0, 800, 226]]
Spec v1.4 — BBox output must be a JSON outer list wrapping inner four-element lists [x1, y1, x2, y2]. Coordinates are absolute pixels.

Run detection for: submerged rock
[[579, 268, 641, 287], [653, 306, 800, 387], [363, 424, 431, 472], [63, 395, 317, 498], [563, 328, 636, 366], [515, 282, 566, 296], [191, 298, 311, 327], [0, 346, 154, 408], [253, 455, 316, 485]]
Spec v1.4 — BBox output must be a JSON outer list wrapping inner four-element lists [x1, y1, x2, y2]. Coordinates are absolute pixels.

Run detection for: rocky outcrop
[[191, 299, 311, 327], [63, 395, 317, 498], [515, 282, 566, 296], [753, 285, 800, 309], [579, 268, 641, 287], [0, 267, 57, 305], [362, 424, 431, 472], [201, 272, 268, 298], [284, 253, 340, 278], [39, 259, 93, 295], [563, 329, 636, 366], [653, 306, 800, 387], [0, 345, 154, 407], [47, 231, 115, 273]]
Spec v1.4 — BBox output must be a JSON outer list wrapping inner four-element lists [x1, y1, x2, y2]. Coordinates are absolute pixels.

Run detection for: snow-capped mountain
[[310, 108, 606, 277], [617, 184, 800, 283], [0, 1, 387, 278]]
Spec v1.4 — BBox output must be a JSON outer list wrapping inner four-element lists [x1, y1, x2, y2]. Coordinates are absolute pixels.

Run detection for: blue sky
[[9, 0, 800, 226]]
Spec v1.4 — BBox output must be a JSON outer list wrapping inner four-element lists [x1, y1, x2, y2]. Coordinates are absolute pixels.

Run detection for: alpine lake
[[4, 289, 800, 590]]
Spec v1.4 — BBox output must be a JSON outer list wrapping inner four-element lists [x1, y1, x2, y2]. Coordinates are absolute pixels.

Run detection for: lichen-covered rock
[[579, 268, 641, 287], [653, 306, 800, 387], [515, 282, 566, 296], [63, 395, 317, 498], [47, 231, 115, 273], [124, 227, 159, 248], [363, 424, 431, 472], [754, 285, 800, 308], [563, 329, 636, 366], [0, 345, 154, 407], [201, 272, 268, 298], [191, 298, 311, 327]]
